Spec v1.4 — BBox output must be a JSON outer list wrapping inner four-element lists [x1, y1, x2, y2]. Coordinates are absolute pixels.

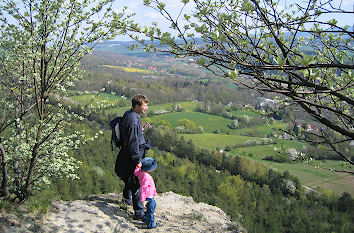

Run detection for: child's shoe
[[147, 222, 159, 229]]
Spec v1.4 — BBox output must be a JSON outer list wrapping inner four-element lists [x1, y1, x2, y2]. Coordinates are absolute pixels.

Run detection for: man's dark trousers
[[115, 146, 144, 216]]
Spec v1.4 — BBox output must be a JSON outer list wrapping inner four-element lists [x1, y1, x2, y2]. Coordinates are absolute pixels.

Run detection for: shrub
[[264, 154, 292, 163], [228, 119, 239, 129]]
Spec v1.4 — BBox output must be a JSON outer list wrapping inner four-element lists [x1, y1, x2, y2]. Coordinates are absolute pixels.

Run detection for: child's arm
[[134, 163, 142, 176]]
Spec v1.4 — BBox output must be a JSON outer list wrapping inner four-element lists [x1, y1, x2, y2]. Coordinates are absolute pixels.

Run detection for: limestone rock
[[2, 192, 244, 233]]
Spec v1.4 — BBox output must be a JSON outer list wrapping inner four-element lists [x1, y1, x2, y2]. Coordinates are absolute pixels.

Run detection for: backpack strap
[[111, 132, 114, 151]]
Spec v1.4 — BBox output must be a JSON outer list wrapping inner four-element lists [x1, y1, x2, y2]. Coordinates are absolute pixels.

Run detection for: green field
[[230, 109, 260, 117], [231, 122, 287, 136], [149, 112, 233, 133], [106, 106, 130, 116], [182, 132, 353, 195], [259, 158, 353, 195], [182, 133, 261, 150], [69, 93, 129, 108], [105, 101, 199, 116], [146, 101, 198, 112]]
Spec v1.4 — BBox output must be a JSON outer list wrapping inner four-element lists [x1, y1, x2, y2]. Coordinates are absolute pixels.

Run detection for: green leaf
[[158, 3, 166, 10], [241, 0, 254, 12], [196, 57, 206, 66], [200, 7, 209, 15], [219, 34, 227, 42], [300, 54, 315, 66], [328, 19, 338, 25], [228, 69, 239, 81], [273, 56, 285, 67], [215, 30, 220, 38], [143, 0, 151, 6]]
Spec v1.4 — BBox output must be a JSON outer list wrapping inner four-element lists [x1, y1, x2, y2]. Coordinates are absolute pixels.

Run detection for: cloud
[[164, 0, 184, 8], [339, 0, 353, 8], [144, 11, 165, 21], [128, 2, 139, 9]]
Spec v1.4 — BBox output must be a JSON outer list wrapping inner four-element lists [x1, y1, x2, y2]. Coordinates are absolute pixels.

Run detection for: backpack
[[109, 116, 124, 150]]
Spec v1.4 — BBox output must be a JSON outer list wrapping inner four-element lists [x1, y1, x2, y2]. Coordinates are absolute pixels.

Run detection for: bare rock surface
[[2, 192, 243, 232]]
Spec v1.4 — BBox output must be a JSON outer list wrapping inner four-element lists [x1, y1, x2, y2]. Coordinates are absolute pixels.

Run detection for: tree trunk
[[0, 143, 8, 198], [23, 144, 38, 201], [23, 121, 43, 202], [14, 107, 23, 200]]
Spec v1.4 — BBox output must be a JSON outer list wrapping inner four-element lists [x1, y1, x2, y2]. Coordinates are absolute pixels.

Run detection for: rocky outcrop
[[1, 192, 244, 233]]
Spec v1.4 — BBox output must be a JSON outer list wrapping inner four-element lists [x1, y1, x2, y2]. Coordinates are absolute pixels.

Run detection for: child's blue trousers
[[143, 197, 157, 229]]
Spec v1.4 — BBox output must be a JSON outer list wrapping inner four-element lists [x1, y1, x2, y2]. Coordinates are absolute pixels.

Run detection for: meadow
[[149, 112, 233, 132], [105, 101, 199, 116], [69, 92, 129, 109], [183, 133, 353, 195], [230, 109, 260, 117], [182, 133, 261, 149]]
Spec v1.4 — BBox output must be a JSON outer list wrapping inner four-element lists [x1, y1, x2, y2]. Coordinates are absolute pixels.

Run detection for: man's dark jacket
[[115, 109, 146, 191]]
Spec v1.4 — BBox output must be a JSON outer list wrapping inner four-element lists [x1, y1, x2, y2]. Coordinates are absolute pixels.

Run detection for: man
[[115, 94, 149, 219]]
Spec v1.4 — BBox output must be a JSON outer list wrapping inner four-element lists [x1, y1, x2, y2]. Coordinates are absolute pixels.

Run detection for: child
[[134, 157, 158, 229]]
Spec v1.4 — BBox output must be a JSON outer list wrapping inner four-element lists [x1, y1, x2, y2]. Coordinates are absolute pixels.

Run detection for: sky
[[112, 0, 195, 41], [112, 0, 354, 41]]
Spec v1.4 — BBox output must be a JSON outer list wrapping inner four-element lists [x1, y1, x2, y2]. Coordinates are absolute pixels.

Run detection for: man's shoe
[[122, 198, 132, 205], [133, 213, 144, 220], [141, 215, 147, 223]]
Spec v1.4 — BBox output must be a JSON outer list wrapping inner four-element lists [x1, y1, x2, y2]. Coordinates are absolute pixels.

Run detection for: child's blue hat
[[141, 157, 157, 172]]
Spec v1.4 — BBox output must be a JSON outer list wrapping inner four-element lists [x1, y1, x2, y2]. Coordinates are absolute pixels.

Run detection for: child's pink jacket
[[134, 166, 157, 202]]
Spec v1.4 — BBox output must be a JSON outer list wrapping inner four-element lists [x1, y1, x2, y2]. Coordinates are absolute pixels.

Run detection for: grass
[[188, 211, 205, 221], [69, 93, 128, 108], [181, 129, 353, 196], [230, 110, 260, 117], [105, 101, 199, 116], [229, 141, 353, 195], [149, 112, 233, 133], [182, 133, 261, 150], [106, 106, 130, 116], [232, 140, 304, 157], [231, 122, 286, 137], [146, 101, 198, 112], [27, 189, 58, 216], [183, 133, 353, 195], [258, 159, 354, 195]]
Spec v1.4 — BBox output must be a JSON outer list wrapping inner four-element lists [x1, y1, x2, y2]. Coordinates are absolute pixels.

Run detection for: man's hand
[[142, 122, 151, 132]]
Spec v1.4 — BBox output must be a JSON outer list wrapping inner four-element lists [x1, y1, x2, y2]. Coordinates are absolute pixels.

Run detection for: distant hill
[[94, 40, 168, 57], [96, 31, 353, 57]]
